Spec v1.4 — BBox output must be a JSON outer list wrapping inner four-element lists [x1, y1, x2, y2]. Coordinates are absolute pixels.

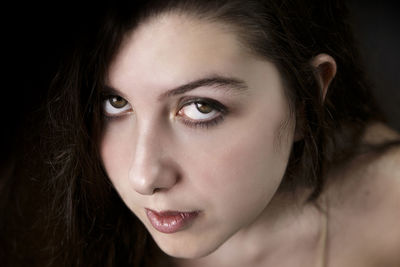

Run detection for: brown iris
[[196, 102, 213, 114], [110, 96, 127, 108]]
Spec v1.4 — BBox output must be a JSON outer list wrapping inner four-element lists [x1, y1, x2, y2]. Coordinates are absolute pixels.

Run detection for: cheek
[[199, 133, 287, 209], [192, 105, 294, 223], [100, 121, 134, 196]]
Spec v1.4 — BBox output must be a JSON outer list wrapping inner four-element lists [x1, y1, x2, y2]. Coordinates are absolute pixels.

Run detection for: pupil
[[196, 102, 212, 113], [110, 96, 127, 108]]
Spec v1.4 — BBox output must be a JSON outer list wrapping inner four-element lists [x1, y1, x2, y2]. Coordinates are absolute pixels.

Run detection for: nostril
[[153, 188, 161, 194]]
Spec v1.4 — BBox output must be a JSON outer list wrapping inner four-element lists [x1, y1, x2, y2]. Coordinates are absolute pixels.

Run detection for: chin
[[151, 233, 223, 259]]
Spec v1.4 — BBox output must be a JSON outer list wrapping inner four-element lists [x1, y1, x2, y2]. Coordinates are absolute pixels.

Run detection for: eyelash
[[178, 97, 227, 129], [180, 115, 225, 129], [101, 95, 228, 129]]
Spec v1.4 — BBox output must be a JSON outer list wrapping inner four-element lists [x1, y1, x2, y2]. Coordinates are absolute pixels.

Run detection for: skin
[[323, 123, 400, 267], [101, 12, 296, 259], [100, 12, 400, 267]]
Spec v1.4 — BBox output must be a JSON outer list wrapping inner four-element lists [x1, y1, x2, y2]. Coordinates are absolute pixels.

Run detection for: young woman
[[2, 0, 400, 266]]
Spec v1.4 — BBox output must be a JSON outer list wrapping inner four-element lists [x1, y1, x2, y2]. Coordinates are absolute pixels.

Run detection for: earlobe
[[310, 54, 337, 101]]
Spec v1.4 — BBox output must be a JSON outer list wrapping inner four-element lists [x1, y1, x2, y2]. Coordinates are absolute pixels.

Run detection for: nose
[[129, 126, 180, 195]]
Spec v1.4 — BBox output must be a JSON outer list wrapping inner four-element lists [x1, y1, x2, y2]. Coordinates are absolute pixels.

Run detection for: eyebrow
[[103, 74, 249, 101], [157, 75, 248, 100]]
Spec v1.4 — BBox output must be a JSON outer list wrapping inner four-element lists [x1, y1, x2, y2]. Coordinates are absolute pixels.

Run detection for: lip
[[145, 208, 200, 234]]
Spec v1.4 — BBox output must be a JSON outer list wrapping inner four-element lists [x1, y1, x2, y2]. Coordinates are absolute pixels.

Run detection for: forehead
[[107, 13, 255, 93]]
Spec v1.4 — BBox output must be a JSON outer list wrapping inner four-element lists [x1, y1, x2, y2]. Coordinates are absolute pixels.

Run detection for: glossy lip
[[145, 208, 200, 234]]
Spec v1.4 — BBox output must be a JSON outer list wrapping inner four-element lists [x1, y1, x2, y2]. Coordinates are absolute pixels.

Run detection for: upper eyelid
[[101, 87, 229, 119], [100, 90, 225, 109], [101, 86, 130, 101], [101, 96, 228, 125], [184, 97, 228, 113]]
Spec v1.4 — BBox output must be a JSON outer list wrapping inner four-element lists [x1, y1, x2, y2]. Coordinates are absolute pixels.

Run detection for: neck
[[174, 189, 327, 267]]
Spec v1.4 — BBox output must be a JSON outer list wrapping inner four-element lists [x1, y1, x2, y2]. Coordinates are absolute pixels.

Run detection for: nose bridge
[[135, 119, 162, 166], [129, 118, 178, 195]]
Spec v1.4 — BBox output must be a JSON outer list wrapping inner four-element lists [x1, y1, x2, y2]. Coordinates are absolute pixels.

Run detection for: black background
[[349, 1, 400, 131]]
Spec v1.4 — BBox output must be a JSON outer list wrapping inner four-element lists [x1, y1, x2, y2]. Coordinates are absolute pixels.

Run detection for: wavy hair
[[3, 0, 398, 266]]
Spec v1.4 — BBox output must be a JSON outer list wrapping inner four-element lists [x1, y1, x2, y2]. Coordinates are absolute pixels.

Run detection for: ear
[[294, 54, 337, 142], [310, 53, 337, 101]]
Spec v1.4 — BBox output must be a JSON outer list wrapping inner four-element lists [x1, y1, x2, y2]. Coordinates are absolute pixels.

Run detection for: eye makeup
[[100, 93, 229, 130], [176, 96, 228, 129], [101, 94, 133, 119]]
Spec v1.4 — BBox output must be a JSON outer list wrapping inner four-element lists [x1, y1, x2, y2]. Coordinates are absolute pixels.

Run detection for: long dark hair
[[2, 0, 398, 266]]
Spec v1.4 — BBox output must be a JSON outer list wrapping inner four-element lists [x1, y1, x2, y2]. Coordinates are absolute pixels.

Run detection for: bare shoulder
[[362, 122, 400, 187], [326, 122, 400, 267], [364, 122, 400, 177], [333, 122, 400, 192]]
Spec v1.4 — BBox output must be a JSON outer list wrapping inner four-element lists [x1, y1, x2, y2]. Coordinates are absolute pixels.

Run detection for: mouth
[[145, 208, 200, 234]]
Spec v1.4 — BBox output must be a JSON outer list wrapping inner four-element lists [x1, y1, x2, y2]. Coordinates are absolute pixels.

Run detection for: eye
[[103, 95, 132, 116], [177, 98, 227, 128], [179, 101, 218, 120]]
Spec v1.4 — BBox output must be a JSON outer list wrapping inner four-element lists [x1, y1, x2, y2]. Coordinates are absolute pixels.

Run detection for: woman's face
[[100, 13, 295, 258]]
